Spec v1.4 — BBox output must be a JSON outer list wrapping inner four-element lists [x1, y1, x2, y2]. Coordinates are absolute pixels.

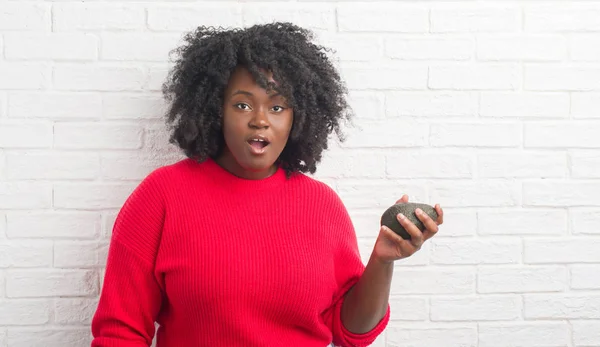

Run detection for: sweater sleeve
[[91, 170, 166, 347], [321, 190, 390, 347]]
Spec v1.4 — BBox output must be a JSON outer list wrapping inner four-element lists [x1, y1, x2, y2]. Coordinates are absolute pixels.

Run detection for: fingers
[[381, 225, 419, 257], [416, 208, 439, 240], [396, 213, 424, 248], [395, 194, 409, 204], [435, 204, 444, 225]]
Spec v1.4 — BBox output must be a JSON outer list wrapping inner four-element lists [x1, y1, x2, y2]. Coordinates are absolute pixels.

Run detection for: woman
[[91, 22, 443, 347]]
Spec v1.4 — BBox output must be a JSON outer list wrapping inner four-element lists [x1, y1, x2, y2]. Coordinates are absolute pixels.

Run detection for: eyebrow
[[232, 90, 282, 98]]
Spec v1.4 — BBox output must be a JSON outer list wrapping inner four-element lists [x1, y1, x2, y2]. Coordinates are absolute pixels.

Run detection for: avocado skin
[[380, 202, 438, 240]]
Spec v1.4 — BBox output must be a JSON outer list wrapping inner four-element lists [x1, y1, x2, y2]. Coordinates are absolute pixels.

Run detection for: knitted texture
[[91, 157, 389, 347]]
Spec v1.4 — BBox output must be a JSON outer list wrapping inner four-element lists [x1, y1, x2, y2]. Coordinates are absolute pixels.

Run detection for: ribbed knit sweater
[[91, 157, 390, 347]]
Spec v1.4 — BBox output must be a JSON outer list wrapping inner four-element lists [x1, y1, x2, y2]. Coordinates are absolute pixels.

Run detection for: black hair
[[162, 22, 352, 176]]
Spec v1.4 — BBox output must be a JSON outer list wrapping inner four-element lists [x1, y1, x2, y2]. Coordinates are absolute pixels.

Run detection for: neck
[[214, 150, 277, 180]]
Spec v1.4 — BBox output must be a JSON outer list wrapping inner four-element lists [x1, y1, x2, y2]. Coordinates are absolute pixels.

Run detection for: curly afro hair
[[161, 22, 353, 176]]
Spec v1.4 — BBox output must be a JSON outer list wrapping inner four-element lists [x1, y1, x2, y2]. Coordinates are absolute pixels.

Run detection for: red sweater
[[91, 157, 389, 347]]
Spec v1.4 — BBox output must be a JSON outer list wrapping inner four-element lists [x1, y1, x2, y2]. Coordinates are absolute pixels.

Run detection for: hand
[[372, 195, 444, 264]]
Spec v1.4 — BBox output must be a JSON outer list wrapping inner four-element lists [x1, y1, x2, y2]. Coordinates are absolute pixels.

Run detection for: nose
[[249, 108, 269, 129]]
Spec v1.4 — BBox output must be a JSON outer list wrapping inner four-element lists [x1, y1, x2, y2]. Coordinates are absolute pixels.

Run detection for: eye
[[272, 105, 286, 113], [234, 103, 251, 110]]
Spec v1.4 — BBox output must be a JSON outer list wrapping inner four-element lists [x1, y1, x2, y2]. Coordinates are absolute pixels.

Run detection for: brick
[[7, 212, 100, 239], [7, 151, 100, 180], [102, 212, 118, 239], [386, 91, 478, 118], [431, 296, 520, 321], [318, 34, 382, 62], [387, 150, 473, 179], [478, 266, 567, 293], [478, 209, 567, 235], [479, 322, 569, 347], [431, 239, 521, 265], [0, 183, 52, 209], [0, 92, 6, 118], [146, 67, 170, 91], [0, 271, 4, 297], [0, 241, 53, 268], [386, 37, 473, 60], [6, 270, 97, 297], [477, 35, 566, 61], [572, 93, 600, 118], [337, 4, 428, 33], [54, 241, 108, 268], [571, 34, 600, 61], [53, 3, 144, 31], [54, 298, 98, 325], [53, 183, 137, 210], [0, 3, 50, 31], [525, 4, 600, 32], [101, 153, 176, 181], [341, 64, 428, 90], [0, 122, 52, 149], [347, 92, 384, 119], [386, 324, 477, 347], [0, 63, 49, 90], [571, 209, 600, 235], [101, 34, 181, 62], [429, 63, 519, 90], [314, 151, 386, 179], [525, 295, 600, 319], [431, 181, 519, 207], [0, 300, 50, 325], [572, 321, 600, 346], [391, 268, 474, 295], [148, 4, 242, 31], [523, 182, 600, 207], [477, 151, 567, 178], [388, 296, 428, 321], [571, 265, 600, 289], [431, 5, 520, 33], [54, 123, 142, 149], [436, 209, 476, 237], [102, 93, 165, 119], [144, 123, 181, 156], [480, 92, 569, 118], [4, 33, 97, 61], [525, 123, 600, 148], [54, 65, 145, 91], [243, 3, 335, 32], [0, 328, 5, 346], [8, 92, 101, 119], [6, 328, 92, 347], [341, 119, 428, 148], [571, 150, 600, 178], [525, 65, 600, 91], [357, 238, 376, 265], [430, 123, 522, 147], [337, 180, 427, 209], [524, 239, 600, 263]]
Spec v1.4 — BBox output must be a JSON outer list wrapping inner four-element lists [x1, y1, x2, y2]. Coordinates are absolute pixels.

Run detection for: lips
[[246, 134, 271, 155]]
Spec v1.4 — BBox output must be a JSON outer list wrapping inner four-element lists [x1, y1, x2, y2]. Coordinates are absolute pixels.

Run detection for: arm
[[340, 254, 393, 334], [341, 195, 444, 334], [91, 170, 166, 347]]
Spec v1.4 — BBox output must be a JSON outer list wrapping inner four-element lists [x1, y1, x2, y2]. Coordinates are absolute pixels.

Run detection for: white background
[[1, 1, 600, 346]]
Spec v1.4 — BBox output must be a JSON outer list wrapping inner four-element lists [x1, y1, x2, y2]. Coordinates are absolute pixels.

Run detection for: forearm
[[340, 253, 393, 334]]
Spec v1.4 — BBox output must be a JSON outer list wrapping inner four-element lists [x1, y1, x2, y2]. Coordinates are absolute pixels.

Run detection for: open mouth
[[247, 137, 270, 154]]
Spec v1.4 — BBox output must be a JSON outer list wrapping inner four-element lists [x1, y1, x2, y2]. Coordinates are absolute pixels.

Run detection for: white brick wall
[[1, 1, 599, 346]]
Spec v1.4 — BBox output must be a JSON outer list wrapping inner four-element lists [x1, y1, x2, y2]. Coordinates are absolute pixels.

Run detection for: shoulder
[[289, 172, 347, 210]]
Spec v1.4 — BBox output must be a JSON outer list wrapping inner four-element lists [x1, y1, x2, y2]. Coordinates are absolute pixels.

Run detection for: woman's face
[[217, 66, 294, 179]]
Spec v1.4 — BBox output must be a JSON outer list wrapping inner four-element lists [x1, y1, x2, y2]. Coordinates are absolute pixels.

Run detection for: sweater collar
[[194, 157, 288, 192]]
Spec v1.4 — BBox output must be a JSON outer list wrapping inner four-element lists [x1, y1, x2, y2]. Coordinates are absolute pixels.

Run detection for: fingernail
[[398, 213, 406, 220], [416, 208, 422, 215]]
